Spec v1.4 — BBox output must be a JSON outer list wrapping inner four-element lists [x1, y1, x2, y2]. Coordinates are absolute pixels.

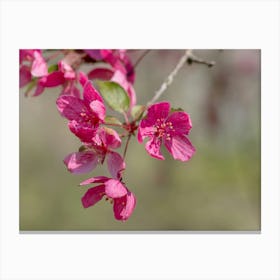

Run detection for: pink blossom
[[138, 102, 196, 161], [64, 127, 125, 179], [31, 51, 48, 77], [19, 50, 48, 89], [80, 176, 136, 221], [37, 60, 80, 97], [56, 81, 105, 143]]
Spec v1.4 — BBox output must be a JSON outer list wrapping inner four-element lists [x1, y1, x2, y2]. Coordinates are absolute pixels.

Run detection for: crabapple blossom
[[138, 102, 196, 161], [80, 176, 136, 221], [64, 127, 125, 179], [56, 81, 105, 143]]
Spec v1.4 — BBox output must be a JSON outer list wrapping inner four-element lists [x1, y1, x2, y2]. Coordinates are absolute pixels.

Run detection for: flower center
[[154, 118, 173, 140]]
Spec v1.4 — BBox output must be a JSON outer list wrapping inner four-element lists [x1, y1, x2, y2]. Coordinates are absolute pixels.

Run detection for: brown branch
[[147, 49, 215, 105], [133, 50, 151, 69], [186, 50, 215, 67], [123, 133, 132, 160]]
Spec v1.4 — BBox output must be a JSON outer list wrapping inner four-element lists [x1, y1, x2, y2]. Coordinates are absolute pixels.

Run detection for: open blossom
[[138, 102, 196, 161], [64, 127, 125, 179], [19, 49, 48, 88], [35, 60, 80, 97], [56, 81, 105, 143], [80, 176, 136, 221]]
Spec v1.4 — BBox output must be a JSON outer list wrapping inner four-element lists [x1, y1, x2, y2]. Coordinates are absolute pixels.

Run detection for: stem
[[147, 50, 189, 106], [123, 134, 132, 159], [123, 112, 129, 125], [133, 50, 150, 68], [186, 50, 215, 67], [104, 122, 124, 127]]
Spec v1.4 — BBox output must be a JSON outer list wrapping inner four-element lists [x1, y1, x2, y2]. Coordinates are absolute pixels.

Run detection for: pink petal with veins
[[63, 151, 98, 174], [81, 185, 105, 208]]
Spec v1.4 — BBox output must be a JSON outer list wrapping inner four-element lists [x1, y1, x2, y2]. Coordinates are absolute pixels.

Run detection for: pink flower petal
[[111, 70, 129, 89], [164, 135, 196, 161], [106, 151, 125, 179], [88, 68, 114, 80], [146, 102, 170, 122], [56, 95, 89, 120], [78, 71, 88, 86], [166, 111, 192, 135], [89, 100, 106, 122], [31, 51, 48, 77], [84, 50, 103, 61], [20, 65, 32, 87], [61, 82, 80, 98], [104, 179, 127, 198], [59, 61, 76, 80], [39, 71, 65, 87], [137, 119, 155, 143], [80, 176, 109, 186], [83, 81, 103, 105], [113, 191, 136, 221], [101, 127, 121, 149], [127, 84, 137, 109], [32, 83, 45, 97], [81, 185, 105, 208], [20, 49, 34, 63], [68, 120, 97, 143], [63, 151, 98, 174], [145, 137, 164, 160]]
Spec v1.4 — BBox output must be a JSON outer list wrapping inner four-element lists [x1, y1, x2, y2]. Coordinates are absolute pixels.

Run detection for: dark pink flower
[[56, 81, 105, 142], [19, 50, 48, 90], [138, 102, 196, 161], [37, 60, 80, 97], [80, 176, 136, 221], [64, 127, 125, 179]]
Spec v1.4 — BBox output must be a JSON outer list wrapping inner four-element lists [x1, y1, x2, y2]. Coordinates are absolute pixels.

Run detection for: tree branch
[[147, 50, 215, 106], [186, 50, 215, 67]]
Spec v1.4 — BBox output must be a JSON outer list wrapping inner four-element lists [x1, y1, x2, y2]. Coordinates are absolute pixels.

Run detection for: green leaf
[[48, 64, 58, 73], [170, 107, 184, 113], [97, 81, 130, 113], [104, 116, 122, 125], [131, 105, 146, 121]]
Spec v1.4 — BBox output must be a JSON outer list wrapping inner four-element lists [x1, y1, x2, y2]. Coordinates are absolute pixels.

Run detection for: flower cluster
[[20, 49, 196, 221]]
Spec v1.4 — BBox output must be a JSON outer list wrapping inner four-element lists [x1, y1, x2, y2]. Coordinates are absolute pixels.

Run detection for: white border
[[1, 0, 279, 279]]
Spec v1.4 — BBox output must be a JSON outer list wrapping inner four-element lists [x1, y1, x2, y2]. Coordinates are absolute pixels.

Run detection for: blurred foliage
[[20, 50, 260, 230]]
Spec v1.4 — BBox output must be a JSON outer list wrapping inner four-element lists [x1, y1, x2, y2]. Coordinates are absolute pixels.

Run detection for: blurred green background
[[20, 50, 260, 231]]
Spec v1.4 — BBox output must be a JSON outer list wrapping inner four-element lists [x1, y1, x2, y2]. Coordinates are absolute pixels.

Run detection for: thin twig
[[133, 50, 150, 68], [186, 50, 215, 67], [123, 134, 132, 159], [147, 50, 189, 105], [147, 50, 215, 106], [103, 122, 124, 127]]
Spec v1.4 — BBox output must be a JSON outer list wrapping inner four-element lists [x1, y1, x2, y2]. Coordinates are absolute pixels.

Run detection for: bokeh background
[[20, 50, 260, 231]]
